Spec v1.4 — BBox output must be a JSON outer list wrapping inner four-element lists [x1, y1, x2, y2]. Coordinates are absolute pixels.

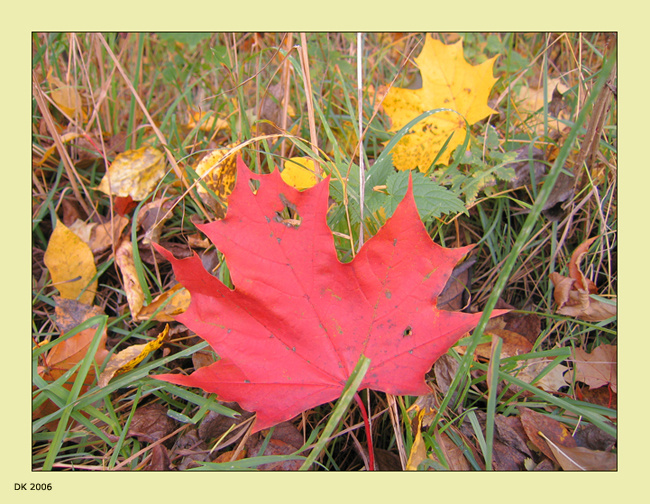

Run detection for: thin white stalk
[[357, 32, 365, 249]]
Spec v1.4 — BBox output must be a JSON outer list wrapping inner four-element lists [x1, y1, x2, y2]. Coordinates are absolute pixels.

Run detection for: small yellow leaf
[[406, 408, 428, 470], [98, 325, 169, 387], [44, 220, 97, 305], [115, 240, 144, 319], [96, 146, 166, 201], [47, 68, 85, 118], [382, 36, 498, 170], [281, 157, 319, 190], [135, 284, 191, 322], [186, 109, 230, 133]]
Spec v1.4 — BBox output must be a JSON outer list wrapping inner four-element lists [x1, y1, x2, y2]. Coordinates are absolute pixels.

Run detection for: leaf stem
[[354, 392, 375, 471]]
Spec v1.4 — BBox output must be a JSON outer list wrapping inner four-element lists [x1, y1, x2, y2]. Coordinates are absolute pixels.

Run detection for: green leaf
[[382, 171, 467, 221]]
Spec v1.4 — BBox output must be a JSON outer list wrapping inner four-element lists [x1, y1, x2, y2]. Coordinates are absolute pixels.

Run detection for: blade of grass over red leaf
[[153, 157, 506, 432]]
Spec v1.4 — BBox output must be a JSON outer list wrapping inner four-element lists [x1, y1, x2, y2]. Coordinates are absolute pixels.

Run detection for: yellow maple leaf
[[382, 36, 498, 170]]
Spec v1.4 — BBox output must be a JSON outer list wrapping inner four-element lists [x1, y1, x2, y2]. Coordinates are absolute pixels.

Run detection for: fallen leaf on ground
[[193, 147, 237, 217], [572, 344, 617, 393], [281, 157, 321, 190], [115, 240, 144, 318], [519, 407, 576, 466], [47, 67, 85, 119], [185, 109, 230, 133], [44, 219, 97, 305], [127, 402, 177, 445], [135, 283, 191, 322], [245, 421, 305, 470], [406, 407, 429, 470], [382, 35, 498, 169], [538, 431, 616, 471], [96, 146, 166, 201], [515, 78, 570, 134], [34, 299, 109, 427], [154, 156, 507, 432], [98, 325, 169, 387], [136, 198, 173, 245], [550, 236, 617, 321], [516, 358, 569, 393], [68, 214, 129, 254]]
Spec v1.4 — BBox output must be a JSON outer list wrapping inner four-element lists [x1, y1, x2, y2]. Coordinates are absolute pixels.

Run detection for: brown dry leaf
[[245, 421, 305, 471], [144, 444, 172, 471], [457, 328, 532, 360], [96, 146, 166, 201], [572, 344, 617, 393], [127, 402, 177, 445], [44, 220, 97, 305], [550, 237, 616, 322], [115, 240, 144, 318], [98, 325, 169, 387], [438, 259, 475, 312], [516, 358, 569, 393], [198, 402, 254, 443], [431, 431, 471, 470], [538, 431, 616, 471], [135, 283, 191, 322], [136, 198, 173, 246], [519, 407, 576, 466], [550, 274, 616, 321], [576, 383, 617, 409], [89, 215, 130, 254]]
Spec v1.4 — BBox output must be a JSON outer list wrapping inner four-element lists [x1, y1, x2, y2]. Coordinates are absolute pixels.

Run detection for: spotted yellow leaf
[[194, 147, 238, 218], [96, 146, 166, 201]]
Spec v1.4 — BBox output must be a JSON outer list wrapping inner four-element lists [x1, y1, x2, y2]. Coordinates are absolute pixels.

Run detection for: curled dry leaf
[[68, 214, 130, 255], [98, 325, 169, 387], [550, 237, 616, 322], [115, 240, 144, 318], [137, 198, 173, 246]]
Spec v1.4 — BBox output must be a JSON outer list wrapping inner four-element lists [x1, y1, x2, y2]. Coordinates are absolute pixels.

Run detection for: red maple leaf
[[154, 157, 505, 432]]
